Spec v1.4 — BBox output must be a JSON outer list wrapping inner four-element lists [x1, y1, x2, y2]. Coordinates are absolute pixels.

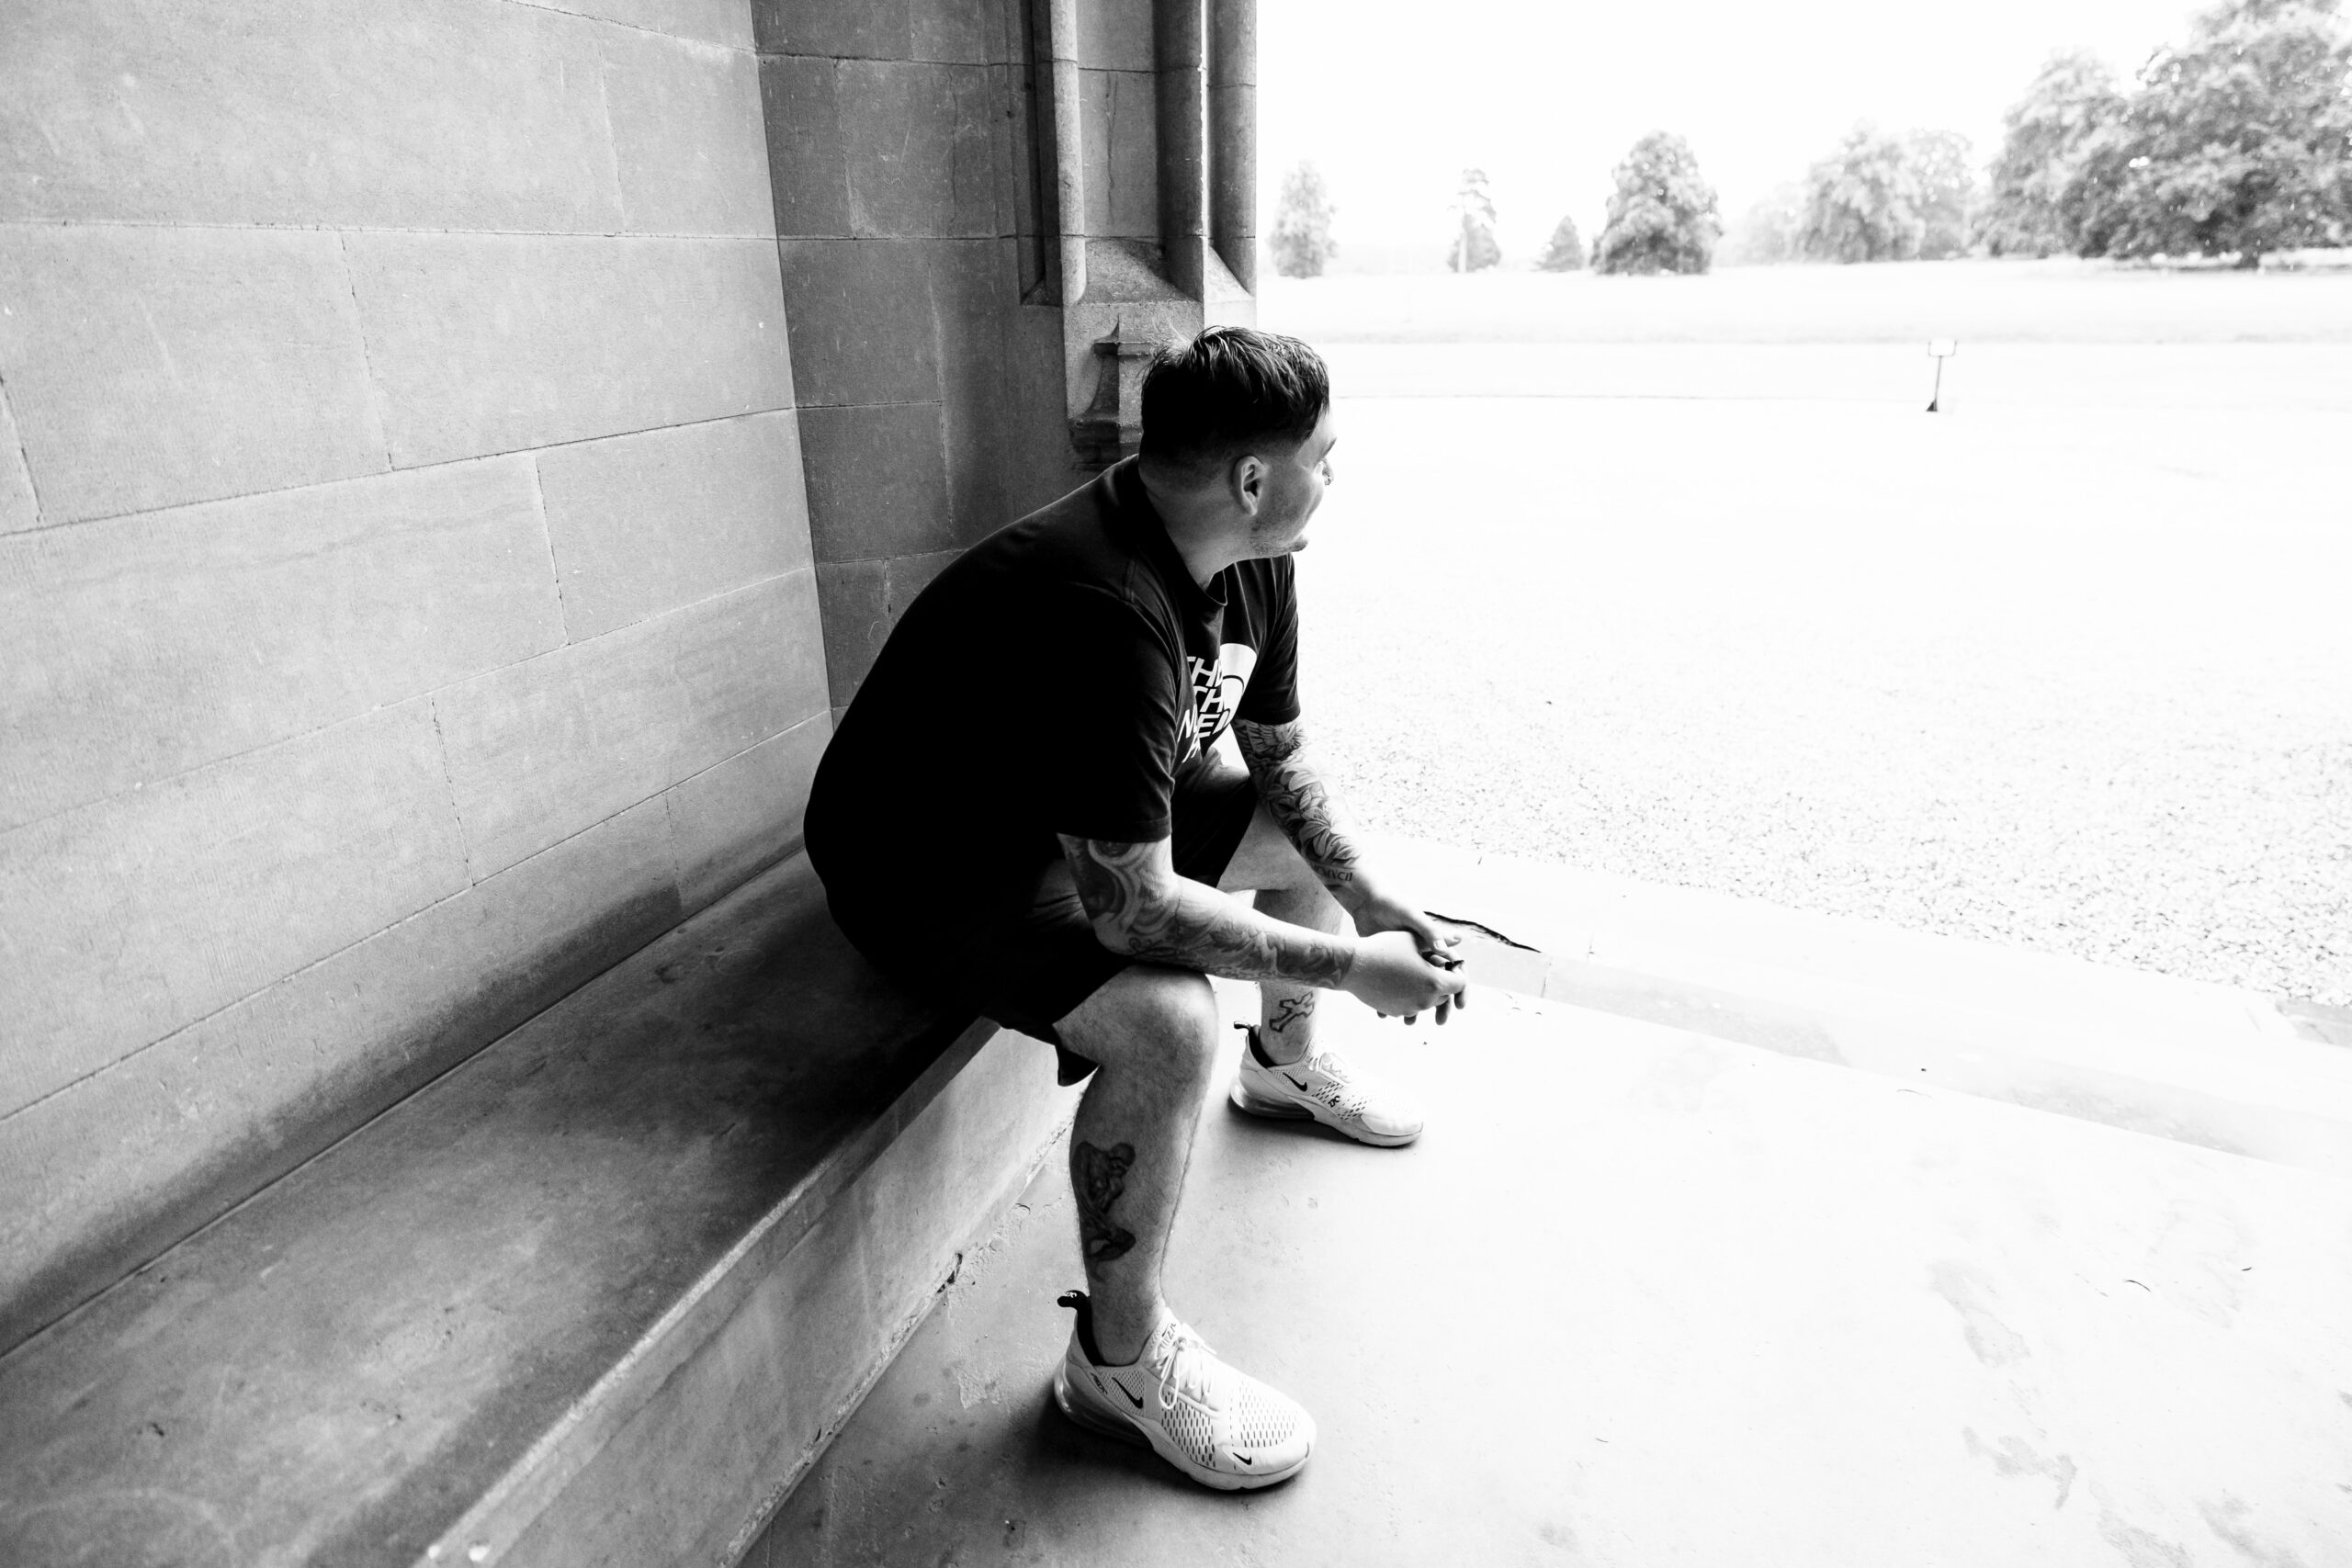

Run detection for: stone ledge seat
[[0, 854, 1069, 1568]]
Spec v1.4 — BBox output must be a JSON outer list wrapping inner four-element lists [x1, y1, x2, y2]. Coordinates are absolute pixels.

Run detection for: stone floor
[[746, 976, 2352, 1567]]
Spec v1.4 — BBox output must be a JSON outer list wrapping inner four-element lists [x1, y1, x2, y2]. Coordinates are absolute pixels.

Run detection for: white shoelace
[[1150, 1324, 1221, 1412]]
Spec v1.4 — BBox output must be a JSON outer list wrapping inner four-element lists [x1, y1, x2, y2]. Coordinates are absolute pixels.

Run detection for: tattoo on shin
[[1074, 1140, 1137, 1264], [1268, 993, 1316, 1034]]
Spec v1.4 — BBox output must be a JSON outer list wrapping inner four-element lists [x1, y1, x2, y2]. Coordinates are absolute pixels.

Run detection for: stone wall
[[757, 0, 1085, 707], [0, 0, 827, 1348], [0, 0, 1254, 1353]]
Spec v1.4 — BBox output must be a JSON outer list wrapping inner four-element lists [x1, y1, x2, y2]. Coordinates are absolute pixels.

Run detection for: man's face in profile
[[1247, 403, 1338, 558]]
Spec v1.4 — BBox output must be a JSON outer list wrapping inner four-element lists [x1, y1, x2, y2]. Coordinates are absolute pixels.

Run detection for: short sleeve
[[1031, 586, 1188, 842], [1233, 557, 1301, 726]]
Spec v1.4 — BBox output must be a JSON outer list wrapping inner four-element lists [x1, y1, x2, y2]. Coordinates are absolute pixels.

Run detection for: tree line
[[1269, 0, 2351, 277]]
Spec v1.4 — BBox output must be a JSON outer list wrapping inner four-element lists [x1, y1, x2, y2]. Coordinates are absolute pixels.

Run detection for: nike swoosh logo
[[1234, 1453, 1254, 1465], [1115, 1380, 1145, 1410], [1284, 1073, 1310, 1090]]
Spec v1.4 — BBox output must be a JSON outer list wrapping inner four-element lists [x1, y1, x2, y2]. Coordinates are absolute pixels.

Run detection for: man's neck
[[1136, 463, 1246, 589]]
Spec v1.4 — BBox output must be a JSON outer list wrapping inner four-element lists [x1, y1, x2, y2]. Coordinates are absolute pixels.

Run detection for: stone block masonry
[[0, 226, 390, 523], [0, 0, 1261, 1551], [760, 3, 1085, 707], [0, 0, 833, 1349], [342, 233, 797, 468], [536, 412, 815, 640], [433, 573, 829, 878], [1, 0, 1219, 1373], [0, 459, 566, 832]]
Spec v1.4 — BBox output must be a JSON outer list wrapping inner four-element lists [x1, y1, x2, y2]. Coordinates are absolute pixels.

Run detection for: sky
[[1257, 0, 2210, 262]]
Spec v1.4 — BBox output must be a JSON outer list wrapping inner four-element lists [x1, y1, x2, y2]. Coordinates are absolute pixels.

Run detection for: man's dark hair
[[1138, 326, 1329, 472]]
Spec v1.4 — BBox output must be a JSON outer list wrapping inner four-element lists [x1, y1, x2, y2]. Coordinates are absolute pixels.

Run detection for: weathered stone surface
[[837, 61, 1000, 239], [1000, 304, 1091, 516], [888, 547, 961, 612], [814, 548, 958, 704], [435, 572, 828, 876], [1078, 0, 1154, 71], [604, 26, 774, 236], [0, 458, 563, 833], [775, 240, 942, 406], [667, 715, 832, 914], [0, 799, 681, 1351], [495, 1032, 1062, 1568], [910, 0, 1007, 64], [537, 412, 812, 639], [760, 55, 853, 237], [815, 558, 889, 704], [751, 0, 912, 59], [0, 854, 1021, 1568], [0, 701, 469, 1119], [797, 401, 953, 563], [0, 0, 624, 231], [930, 238, 1017, 539], [987, 60, 1032, 246], [1081, 68, 1159, 239], [529, 0, 753, 49], [0, 226, 387, 524], [346, 233, 795, 467], [0, 389, 35, 534]]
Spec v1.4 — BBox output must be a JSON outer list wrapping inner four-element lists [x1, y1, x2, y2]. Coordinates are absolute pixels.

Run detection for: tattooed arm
[[1057, 834, 1355, 987], [1231, 717, 1366, 909], [1057, 834, 1463, 1014], [1231, 717, 1463, 987]]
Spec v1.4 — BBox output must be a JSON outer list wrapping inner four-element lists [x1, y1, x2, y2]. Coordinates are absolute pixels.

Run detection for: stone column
[[1154, 0, 1207, 300], [1044, 0, 1088, 308], [1207, 0, 1256, 294], [1058, 0, 1256, 463]]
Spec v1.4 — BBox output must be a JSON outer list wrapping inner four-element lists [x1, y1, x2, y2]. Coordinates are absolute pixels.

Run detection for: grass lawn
[[1263, 261, 2351, 1006], [1261, 255, 2352, 344]]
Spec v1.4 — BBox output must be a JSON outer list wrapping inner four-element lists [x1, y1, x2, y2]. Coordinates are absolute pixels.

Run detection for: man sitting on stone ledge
[[804, 326, 1466, 1492]]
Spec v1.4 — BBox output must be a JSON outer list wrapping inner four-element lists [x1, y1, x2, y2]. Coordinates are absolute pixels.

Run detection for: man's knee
[[1058, 964, 1221, 1079]]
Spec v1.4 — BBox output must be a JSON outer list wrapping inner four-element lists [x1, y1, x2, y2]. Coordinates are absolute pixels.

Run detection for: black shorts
[[829, 756, 1262, 1086]]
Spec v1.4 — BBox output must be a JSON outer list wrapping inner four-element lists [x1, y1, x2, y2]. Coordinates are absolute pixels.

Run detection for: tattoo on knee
[[1268, 993, 1316, 1034], [1074, 1141, 1137, 1264]]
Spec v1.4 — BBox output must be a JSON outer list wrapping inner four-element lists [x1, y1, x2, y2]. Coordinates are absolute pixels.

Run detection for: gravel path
[[1289, 353, 2351, 1006]]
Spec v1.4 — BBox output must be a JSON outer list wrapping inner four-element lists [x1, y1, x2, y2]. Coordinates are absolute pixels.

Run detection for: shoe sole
[[1052, 1364, 1309, 1492], [1227, 1079, 1421, 1147]]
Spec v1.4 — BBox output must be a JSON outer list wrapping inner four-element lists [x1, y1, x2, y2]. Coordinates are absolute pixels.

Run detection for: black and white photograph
[[3, 0, 2348, 1562]]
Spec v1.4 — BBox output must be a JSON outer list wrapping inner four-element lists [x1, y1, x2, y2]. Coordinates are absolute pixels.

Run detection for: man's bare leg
[[1051, 964, 1222, 1365], [1213, 793, 1429, 1145], [1244, 881, 1346, 1066], [1217, 801, 1348, 1068]]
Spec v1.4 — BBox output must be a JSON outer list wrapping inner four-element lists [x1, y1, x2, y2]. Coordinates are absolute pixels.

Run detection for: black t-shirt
[[805, 457, 1300, 942]]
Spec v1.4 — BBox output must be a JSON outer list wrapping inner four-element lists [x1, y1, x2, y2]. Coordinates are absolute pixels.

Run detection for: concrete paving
[[749, 979, 2352, 1567]]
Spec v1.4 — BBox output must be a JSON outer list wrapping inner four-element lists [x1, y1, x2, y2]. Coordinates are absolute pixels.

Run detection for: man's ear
[[1229, 452, 1267, 515]]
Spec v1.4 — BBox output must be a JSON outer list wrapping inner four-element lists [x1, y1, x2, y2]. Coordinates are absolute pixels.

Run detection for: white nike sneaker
[[1051, 1292, 1315, 1491], [1227, 1024, 1425, 1146]]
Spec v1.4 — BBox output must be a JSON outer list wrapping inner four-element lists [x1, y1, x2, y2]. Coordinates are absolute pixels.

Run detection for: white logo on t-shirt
[[1182, 642, 1259, 761]]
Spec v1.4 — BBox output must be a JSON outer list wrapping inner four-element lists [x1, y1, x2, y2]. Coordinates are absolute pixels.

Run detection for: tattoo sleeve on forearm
[[1074, 1140, 1136, 1264], [1233, 718, 1363, 898], [1057, 835, 1355, 987]]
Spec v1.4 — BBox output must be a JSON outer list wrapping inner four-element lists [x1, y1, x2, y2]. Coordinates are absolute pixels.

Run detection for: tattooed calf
[[1267, 993, 1316, 1034], [1073, 1140, 1137, 1264]]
